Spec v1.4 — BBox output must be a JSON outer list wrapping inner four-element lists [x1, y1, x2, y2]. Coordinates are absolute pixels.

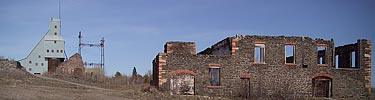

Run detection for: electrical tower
[[78, 31, 105, 75]]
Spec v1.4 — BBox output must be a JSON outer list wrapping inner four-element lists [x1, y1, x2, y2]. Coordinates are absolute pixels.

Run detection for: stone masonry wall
[[164, 42, 196, 55], [153, 35, 371, 99]]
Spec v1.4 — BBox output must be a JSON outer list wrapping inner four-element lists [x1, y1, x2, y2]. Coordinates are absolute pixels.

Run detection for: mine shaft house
[[19, 18, 85, 76], [152, 35, 372, 99], [19, 18, 65, 75]]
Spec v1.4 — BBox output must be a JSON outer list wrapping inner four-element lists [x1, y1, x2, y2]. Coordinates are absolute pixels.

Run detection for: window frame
[[254, 43, 266, 64], [351, 51, 356, 67], [317, 44, 328, 66], [285, 44, 296, 65], [335, 55, 339, 68], [209, 66, 221, 86]]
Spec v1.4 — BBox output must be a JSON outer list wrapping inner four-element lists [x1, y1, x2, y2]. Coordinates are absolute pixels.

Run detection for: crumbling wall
[[359, 39, 372, 92], [199, 35, 241, 56], [152, 35, 371, 99], [164, 54, 232, 97], [334, 39, 372, 93], [199, 38, 231, 56], [335, 43, 358, 68], [152, 53, 167, 90], [229, 36, 335, 98], [164, 42, 196, 55], [56, 53, 85, 77]]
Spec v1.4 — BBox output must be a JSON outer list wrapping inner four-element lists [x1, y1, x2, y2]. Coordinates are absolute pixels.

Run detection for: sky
[[0, 0, 374, 86]]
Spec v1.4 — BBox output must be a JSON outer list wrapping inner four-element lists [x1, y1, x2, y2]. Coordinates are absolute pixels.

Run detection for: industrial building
[[19, 18, 65, 75]]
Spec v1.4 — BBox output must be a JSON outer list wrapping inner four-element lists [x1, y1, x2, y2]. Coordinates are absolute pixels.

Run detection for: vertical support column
[[359, 39, 372, 92], [100, 37, 105, 75], [157, 53, 167, 88], [78, 31, 82, 55], [189, 43, 196, 55], [231, 38, 239, 56]]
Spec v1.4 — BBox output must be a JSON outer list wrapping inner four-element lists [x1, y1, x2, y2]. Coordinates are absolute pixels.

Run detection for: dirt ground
[[0, 72, 229, 100], [0, 61, 131, 100], [0, 75, 130, 100], [1, 60, 374, 100], [0, 61, 230, 100]]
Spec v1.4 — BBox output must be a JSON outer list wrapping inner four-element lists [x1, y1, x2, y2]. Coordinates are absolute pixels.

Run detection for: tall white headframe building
[[19, 17, 65, 75]]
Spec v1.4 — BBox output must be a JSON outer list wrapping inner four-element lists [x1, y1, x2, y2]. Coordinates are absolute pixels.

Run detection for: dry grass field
[[1, 60, 374, 100], [0, 60, 231, 100]]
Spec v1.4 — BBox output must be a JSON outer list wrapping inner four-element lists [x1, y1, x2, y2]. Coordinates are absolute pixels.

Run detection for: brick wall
[[359, 39, 372, 92], [56, 53, 85, 77]]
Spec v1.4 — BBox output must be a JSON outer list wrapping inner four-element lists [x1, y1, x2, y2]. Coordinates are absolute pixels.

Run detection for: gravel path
[[34, 75, 112, 91]]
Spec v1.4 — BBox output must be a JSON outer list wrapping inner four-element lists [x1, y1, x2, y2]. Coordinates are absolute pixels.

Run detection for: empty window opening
[[47, 49, 49, 53], [254, 44, 265, 63], [34, 73, 41, 75], [35, 63, 38, 66], [351, 51, 356, 67], [51, 50, 54, 53], [317, 46, 326, 64], [38, 55, 41, 58], [54, 41, 56, 43], [54, 25, 57, 29], [209, 67, 220, 86], [54, 32, 57, 35], [335, 55, 339, 68], [60, 50, 63, 53], [57, 50, 59, 53], [285, 45, 295, 64], [29, 68, 32, 71], [29, 61, 32, 64], [41, 63, 44, 66]]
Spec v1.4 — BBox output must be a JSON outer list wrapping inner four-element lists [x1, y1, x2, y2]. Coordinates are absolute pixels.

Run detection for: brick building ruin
[[56, 53, 85, 77], [152, 35, 372, 99]]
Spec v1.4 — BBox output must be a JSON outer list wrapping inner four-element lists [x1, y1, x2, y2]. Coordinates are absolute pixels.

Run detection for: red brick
[[208, 63, 221, 67], [169, 69, 197, 76], [312, 73, 333, 79]]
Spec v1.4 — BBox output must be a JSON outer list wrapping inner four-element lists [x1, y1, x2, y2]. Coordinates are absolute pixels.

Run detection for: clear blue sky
[[0, 0, 374, 86]]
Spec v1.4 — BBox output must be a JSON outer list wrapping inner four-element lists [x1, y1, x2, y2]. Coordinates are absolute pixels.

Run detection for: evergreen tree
[[132, 66, 138, 78], [114, 71, 122, 78]]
